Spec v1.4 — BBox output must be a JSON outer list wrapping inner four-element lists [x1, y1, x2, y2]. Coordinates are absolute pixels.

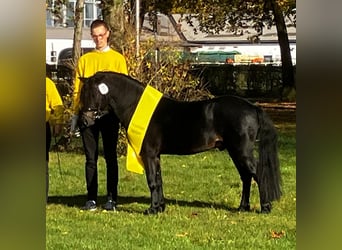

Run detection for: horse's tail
[[256, 108, 282, 203]]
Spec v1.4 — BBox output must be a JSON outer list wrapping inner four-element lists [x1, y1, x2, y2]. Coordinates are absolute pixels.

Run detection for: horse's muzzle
[[79, 110, 109, 128], [79, 111, 96, 128]]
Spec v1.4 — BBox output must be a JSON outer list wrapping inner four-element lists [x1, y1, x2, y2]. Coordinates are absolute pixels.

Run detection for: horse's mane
[[99, 71, 145, 89]]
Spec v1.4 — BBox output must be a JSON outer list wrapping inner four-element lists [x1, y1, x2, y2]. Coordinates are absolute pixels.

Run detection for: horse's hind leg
[[228, 140, 257, 212], [142, 155, 165, 215], [237, 169, 253, 211], [233, 162, 254, 212]]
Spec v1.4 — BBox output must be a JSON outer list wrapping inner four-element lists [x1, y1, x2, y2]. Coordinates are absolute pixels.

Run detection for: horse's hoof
[[159, 203, 166, 212], [143, 208, 157, 215], [238, 205, 250, 212], [144, 206, 164, 215], [260, 203, 272, 213]]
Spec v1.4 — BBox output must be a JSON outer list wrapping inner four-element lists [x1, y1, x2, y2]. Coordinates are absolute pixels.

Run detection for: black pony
[[79, 71, 281, 214]]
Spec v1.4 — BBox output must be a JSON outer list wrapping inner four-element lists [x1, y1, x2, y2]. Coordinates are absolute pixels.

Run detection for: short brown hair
[[90, 19, 110, 31]]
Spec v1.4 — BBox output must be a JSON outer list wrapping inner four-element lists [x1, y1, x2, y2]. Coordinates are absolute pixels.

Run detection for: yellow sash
[[126, 85, 163, 174]]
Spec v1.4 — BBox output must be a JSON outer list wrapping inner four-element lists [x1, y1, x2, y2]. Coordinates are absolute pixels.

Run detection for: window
[[65, 1, 75, 27], [84, 0, 102, 27], [46, 9, 54, 27], [46, 0, 56, 27], [46, 0, 101, 28]]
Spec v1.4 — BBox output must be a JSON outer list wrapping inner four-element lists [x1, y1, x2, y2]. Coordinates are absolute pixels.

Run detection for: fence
[[189, 64, 295, 98]]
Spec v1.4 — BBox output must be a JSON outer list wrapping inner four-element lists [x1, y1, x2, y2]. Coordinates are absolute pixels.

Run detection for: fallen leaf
[[191, 212, 198, 217], [270, 230, 285, 239], [176, 232, 189, 237]]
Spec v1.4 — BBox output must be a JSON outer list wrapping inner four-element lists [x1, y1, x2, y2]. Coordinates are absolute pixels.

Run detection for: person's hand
[[70, 115, 79, 134], [53, 124, 63, 137]]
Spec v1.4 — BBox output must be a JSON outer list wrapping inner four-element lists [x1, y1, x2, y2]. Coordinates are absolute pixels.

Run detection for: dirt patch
[[255, 102, 296, 135], [257, 102, 296, 124], [256, 102, 296, 110]]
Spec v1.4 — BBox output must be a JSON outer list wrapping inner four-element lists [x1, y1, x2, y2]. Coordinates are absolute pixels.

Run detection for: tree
[[72, 0, 85, 73], [265, 0, 295, 100], [98, 1, 128, 52], [99, 0, 117, 29]]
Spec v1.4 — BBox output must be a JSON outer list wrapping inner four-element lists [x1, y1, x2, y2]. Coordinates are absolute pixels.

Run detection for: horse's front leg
[[142, 155, 165, 215]]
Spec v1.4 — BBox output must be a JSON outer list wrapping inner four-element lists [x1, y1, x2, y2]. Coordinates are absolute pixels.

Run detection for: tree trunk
[[101, 0, 116, 29], [269, 0, 296, 101], [72, 0, 85, 77]]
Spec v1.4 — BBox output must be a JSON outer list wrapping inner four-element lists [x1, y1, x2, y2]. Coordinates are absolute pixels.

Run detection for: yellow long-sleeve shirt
[[46, 77, 64, 123], [72, 48, 128, 114]]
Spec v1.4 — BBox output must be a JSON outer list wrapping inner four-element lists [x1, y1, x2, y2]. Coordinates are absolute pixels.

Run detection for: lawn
[[46, 107, 296, 249]]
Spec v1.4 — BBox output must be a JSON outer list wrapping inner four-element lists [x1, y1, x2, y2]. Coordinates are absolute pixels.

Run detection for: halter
[[79, 108, 109, 128], [80, 89, 110, 128], [85, 108, 109, 119]]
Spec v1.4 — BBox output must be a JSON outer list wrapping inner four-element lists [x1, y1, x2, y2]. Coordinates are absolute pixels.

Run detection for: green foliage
[[47, 121, 296, 249]]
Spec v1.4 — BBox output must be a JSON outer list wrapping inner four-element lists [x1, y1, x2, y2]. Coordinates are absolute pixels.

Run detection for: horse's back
[[146, 98, 212, 153], [145, 95, 260, 155], [211, 95, 258, 124]]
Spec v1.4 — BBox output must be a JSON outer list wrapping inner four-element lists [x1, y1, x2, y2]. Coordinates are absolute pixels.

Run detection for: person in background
[[46, 77, 64, 200], [71, 19, 128, 211]]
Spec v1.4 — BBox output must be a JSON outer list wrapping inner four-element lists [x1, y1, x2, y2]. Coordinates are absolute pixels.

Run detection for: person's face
[[91, 25, 109, 50]]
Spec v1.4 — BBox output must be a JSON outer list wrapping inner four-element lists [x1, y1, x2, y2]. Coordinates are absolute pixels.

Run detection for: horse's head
[[79, 73, 111, 128], [79, 71, 145, 129]]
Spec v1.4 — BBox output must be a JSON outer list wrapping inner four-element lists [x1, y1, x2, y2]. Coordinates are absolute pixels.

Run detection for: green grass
[[47, 125, 296, 249]]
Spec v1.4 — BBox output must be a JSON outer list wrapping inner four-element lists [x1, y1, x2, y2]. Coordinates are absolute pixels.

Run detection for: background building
[[46, 3, 296, 67]]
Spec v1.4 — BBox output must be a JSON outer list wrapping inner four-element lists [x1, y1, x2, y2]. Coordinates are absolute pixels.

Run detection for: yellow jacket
[[46, 77, 64, 123], [72, 49, 128, 114]]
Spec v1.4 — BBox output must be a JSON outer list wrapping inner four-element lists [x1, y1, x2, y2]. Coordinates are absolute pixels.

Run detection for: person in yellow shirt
[[46, 77, 64, 200], [71, 19, 128, 211]]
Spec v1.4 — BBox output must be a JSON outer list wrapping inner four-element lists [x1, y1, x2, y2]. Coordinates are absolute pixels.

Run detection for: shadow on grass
[[47, 194, 241, 213]]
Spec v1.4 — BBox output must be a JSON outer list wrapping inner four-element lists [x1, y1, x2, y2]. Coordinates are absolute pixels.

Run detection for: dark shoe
[[81, 200, 97, 211], [103, 199, 116, 211]]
